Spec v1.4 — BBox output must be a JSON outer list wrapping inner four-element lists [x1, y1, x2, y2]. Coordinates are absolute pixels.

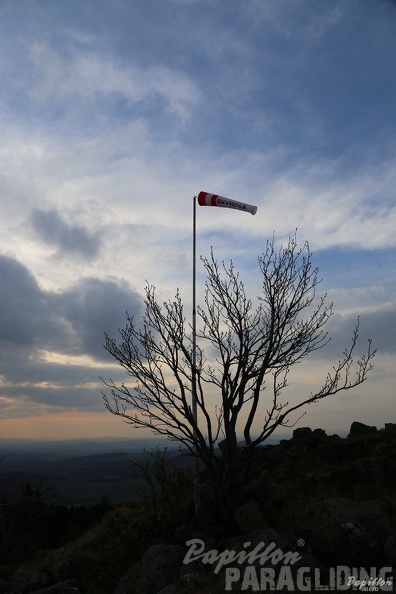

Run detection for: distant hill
[[0, 436, 282, 505], [0, 445, 194, 505], [0, 437, 171, 458]]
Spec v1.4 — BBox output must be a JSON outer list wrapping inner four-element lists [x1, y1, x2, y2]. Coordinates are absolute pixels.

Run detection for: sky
[[0, 0, 395, 441]]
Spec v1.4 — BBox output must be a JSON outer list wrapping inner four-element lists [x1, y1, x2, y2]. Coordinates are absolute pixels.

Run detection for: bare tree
[[102, 235, 375, 509], [130, 447, 193, 536]]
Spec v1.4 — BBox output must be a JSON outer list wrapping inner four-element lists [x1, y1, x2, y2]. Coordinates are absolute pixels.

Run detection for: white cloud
[[28, 42, 200, 123], [258, 157, 396, 251]]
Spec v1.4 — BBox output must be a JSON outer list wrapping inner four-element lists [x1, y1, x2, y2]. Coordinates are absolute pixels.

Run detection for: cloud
[[0, 254, 142, 410], [310, 301, 396, 362], [357, 305, 396, 355], [0, 384, 104, 412], [54, 276, 143, 359], [27, 42, 199, 123], [31, 207, 101, 260], [0, 254, 46, 349]]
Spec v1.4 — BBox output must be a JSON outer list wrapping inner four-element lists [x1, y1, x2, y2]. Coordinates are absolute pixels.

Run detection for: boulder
[[114, 561, 141, 594], [312, 428, 327, 437], [266, 482, 288, 506], [265, 445, 288, 464], [173, 523, 191, 545], [311, 497, 395, 567], [334, 436, 377, 462], [45, 557, 74, 585], [138, 544, 184, 594], [239, 477, 268, 503], [11, 568, 49, 593], [384, 458, 396, 487], [221, 527, 325, 579], [317, 440, 340, 464], [340, 458, 387, 489], [384, 423, 396, 433], [0, 579, 10, 593], [348, 421, 377, 437], [384, 535, 396, 566], [234, 500, 268, 534], [293, 427, 312, 439]]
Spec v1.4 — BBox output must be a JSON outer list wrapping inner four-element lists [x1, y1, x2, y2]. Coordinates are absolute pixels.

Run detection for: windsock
[[198, 191, 257, 215]]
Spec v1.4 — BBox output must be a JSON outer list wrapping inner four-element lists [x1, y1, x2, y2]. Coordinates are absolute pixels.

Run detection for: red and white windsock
[[198, 191, 257, 216]]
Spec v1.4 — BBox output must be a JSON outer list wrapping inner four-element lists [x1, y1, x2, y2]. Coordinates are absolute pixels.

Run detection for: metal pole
[[192, 195, 199, 514]]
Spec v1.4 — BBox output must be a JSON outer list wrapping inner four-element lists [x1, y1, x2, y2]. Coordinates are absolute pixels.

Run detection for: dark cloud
[[54, 276, 142, 359], [31, 208, 101, 259], [312, 304, 396, 360], [350, 305, 396, 356], [1, 384, 104, 411], [0, 254, 46, 348], [0, 254, 142, 409]]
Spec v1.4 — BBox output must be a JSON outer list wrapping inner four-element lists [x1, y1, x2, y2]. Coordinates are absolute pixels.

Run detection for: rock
[[384, 422, 396, 433], [138, 544, 184, 594], [266, 482, 288, 506], [293, 427, 312, 439], [348, 421, 377, 437], [234, 500, 268, 534], [345, 458, 386, 488], [384, 535, 396, 565], [0, 579, 11, 593], [239, 477, 268, 504], [238, 479, 280, 526], [174, 525, 215, 551], [334, 436, 378, 462], [257, 527, 293, 553], [317, 440, 340, 464], [265, 445, 287, 464], [222, 527, 325, 580], [46, 557, 74, 584], [173, 523, 191, 545], [384, 458, 396, 487], [383, 425, 396, 444], [114, 561, 141, 594], [314, 472, 333, 482], [33, 581, 80, 594], [311, 497, 395, 567], [11, 568, 49, 593]]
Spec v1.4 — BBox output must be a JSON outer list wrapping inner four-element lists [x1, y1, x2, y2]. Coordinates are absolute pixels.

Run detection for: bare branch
[[102, 234, 376, 485]]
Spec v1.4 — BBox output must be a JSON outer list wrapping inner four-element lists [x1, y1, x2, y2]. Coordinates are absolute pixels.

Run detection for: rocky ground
[[1, 421, 395, 593]]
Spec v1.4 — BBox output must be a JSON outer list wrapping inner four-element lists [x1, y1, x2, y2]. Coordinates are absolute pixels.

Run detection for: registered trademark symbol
[[297, 539, 305, 547]]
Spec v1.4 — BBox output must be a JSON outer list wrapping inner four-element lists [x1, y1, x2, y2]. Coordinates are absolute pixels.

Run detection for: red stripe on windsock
[[198, 191, 220, 206], [197, 191, 208, 206], [197, 190, 257, 215]]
